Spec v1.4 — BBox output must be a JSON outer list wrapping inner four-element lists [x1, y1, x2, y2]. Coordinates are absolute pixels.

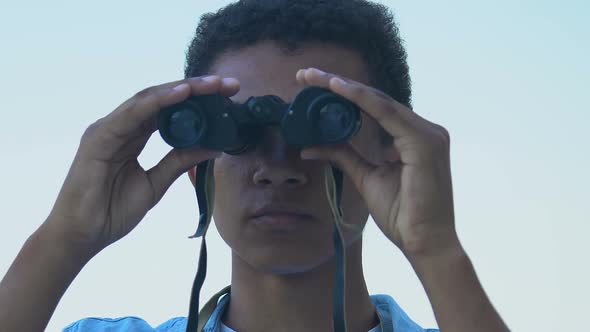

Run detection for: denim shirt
[[63, 293, 439, 332]]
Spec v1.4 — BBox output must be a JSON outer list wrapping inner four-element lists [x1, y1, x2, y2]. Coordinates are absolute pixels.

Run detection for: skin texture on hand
[[0, 75, 240, 332], [296, 67, 458, 258], [296, 67, 509, 331], [47, 76, 239, 256]]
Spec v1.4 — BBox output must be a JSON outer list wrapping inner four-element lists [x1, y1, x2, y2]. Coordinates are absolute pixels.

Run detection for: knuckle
[[191, 75, 219, 85], [331, 74, 346, 83], [407, 129, 450, 162], [359, 86, 374, 100], [438, 126, 451, 144], [371, 97, 395, 123], [376, 95, 395, 113], [371, 87, 392, 102], [81, 119, 104, 141], [80, 117, 122, 148], [79, 120, 110, 156], [134, 86, 156, 99], [188, 75, 204, 83], [117, 96, 138, 113], [348, 83, 365, 99], [431, 124, 451, 147], [427, 129, 450, 156]]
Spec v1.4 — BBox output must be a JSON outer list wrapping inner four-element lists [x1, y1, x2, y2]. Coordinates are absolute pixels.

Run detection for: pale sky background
[[0, 0, 588, 331]]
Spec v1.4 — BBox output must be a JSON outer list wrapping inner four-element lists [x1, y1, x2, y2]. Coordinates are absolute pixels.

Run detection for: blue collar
[[201, 293, 432, 332]]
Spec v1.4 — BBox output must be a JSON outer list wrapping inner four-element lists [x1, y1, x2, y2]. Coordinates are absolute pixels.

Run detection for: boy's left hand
[[296, 68, 460, 258]]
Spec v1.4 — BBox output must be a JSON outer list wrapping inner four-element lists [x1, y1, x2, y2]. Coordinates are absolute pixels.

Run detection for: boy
[[0, 0, 509, 331]]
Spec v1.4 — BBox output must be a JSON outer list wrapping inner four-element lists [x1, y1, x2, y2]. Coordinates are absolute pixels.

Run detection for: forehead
[[209, 41, 370, 103]]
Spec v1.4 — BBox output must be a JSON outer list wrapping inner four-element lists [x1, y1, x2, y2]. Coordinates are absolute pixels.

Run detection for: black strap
[[185, 160, 212, 332], [332, 167, 344, 216], [190, 160, 211, 239], [331, 167, 346, 332], [333, 223, 345, 332], [186, 235, 208, 331]]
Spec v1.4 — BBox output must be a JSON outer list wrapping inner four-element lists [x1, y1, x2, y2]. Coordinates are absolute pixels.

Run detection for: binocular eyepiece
[[158, 86, 362, 154]]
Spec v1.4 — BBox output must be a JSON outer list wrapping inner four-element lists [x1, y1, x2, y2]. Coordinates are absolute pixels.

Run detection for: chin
[[241, 247, 337, 276], [259, 259, 332, 275]]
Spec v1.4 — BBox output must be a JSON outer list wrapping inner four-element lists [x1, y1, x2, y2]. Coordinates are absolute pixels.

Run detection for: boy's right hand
[[46, 75, 240, 258]]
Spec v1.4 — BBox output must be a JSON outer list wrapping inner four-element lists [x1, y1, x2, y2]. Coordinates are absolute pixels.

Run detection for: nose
[[252, 163, 308, 187], [251, 127, 308, 188]]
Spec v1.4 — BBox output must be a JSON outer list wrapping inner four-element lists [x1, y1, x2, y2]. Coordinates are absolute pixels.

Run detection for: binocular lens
[[165, 109, 205, 147], [317, 103, 356, 142]]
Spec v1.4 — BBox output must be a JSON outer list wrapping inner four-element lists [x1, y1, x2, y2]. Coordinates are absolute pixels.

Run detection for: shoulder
[[62, 316, 187, 332], [370, 294, 439, 332]]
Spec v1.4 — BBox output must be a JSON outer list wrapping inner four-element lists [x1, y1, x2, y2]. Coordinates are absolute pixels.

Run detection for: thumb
[[146, 148, 221, 203]]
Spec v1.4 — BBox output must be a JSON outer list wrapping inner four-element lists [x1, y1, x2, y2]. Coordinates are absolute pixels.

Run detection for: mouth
[[249, 208, 313, 233]]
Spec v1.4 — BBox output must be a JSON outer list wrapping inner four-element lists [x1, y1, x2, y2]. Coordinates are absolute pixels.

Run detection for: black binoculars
[[158, 86, 362, 154]]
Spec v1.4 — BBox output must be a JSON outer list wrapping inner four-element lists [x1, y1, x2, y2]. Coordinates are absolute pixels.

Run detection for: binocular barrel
[[158, 86, 362, 153]]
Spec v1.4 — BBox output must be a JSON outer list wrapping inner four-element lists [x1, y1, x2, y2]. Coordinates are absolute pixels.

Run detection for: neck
[[222, 238, 379, 332]]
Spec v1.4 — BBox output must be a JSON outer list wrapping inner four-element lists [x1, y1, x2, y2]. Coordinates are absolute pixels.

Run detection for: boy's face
[[206, 41, 390, 274]]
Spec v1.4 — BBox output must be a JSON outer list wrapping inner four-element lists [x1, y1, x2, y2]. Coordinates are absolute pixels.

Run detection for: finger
[[297, 67, 359, 85], [298, 68, 420, 140], [301, 143, 376, 196], [105, 76, 240, 139], [218, 77, 241, 97], [107, 76, 218, 137], [146, 147, 221, 203]]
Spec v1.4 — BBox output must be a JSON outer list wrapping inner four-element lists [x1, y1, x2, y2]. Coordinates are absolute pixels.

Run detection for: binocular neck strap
[[186, 159, 215, 332], [326, 165, 348, 332]]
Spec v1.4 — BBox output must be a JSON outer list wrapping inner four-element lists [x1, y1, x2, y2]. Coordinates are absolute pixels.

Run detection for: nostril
[[286, 178, 300, 185], [252, 166, 308, 187]]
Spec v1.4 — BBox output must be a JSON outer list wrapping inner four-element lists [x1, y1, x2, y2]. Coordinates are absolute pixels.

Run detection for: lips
[[249, 207, 313, 232]]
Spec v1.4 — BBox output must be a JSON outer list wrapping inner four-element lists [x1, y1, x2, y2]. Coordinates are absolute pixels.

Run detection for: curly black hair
[[185, 0, 412, 112]]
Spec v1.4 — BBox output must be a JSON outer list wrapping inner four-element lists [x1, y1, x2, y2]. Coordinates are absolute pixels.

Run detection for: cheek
[[340, 173, 369, 236], [211, 156, 250, 238], [212, 157, 236, 207]]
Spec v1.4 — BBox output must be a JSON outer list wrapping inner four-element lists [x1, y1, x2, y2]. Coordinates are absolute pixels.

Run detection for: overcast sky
[[0, 1, 588, 331]]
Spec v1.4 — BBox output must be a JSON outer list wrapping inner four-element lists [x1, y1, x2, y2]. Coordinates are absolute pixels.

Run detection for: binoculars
[[158, 86, 362, 153]]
